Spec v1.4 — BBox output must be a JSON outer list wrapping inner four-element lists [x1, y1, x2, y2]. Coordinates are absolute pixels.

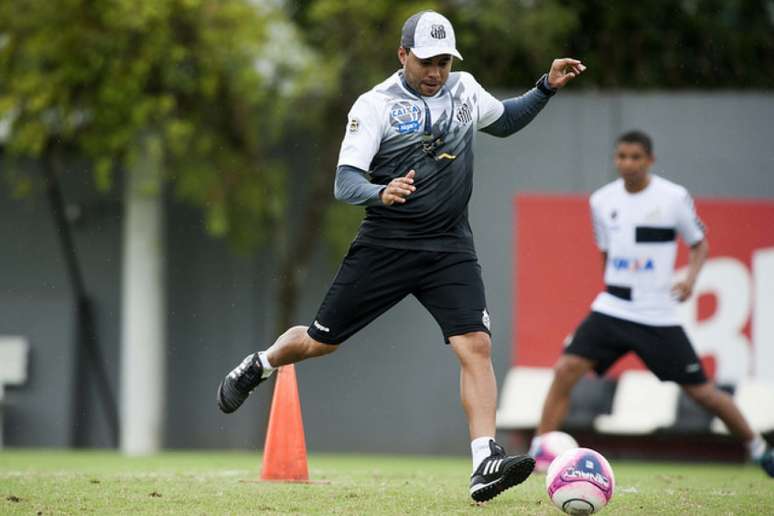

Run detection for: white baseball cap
[[400, 11, 463, 61]]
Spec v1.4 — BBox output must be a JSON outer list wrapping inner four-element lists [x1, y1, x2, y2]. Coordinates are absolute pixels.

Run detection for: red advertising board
[[513, 194, 774, 384]]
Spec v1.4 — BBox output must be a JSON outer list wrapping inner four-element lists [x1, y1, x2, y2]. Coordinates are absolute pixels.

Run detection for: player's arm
[[334, 165, 385, 206], [480, 85, 550, 137], [672, 238, 709, 302], [673, 190, 709, 302], [336, 94, 390, 204], [481, 58, 586, 138], [334, 166, 415, 206], [590, 195, 608, 276]]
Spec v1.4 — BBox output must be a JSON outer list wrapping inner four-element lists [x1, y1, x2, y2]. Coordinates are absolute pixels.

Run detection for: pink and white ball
[[545, 448, 615, 515], [533, 431, 579, 473]]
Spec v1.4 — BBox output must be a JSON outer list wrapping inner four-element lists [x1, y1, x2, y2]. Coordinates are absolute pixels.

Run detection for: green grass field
[[0, 450, 772, 514]]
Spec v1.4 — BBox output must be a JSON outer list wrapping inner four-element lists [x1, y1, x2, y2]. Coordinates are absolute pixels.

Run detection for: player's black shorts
[[307, 244, 491, 345], [564, 311, 707, 385]]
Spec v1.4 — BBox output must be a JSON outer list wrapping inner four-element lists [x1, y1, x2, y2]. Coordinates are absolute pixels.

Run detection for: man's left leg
[[415, 253, 534, 501], [449, 332, 496, 440], [682, 382, 754, 441], [449, 331, 535, 501], [683, 382, 773, 477], [637, 324, 773, 478]]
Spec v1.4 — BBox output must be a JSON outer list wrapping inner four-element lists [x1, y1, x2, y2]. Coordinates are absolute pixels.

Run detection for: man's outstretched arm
[[482, 58, 586, 138], [481, 83, 551, 137]]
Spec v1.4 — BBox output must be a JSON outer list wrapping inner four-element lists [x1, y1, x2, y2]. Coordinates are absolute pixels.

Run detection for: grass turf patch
[[0, 450, 772, 514]]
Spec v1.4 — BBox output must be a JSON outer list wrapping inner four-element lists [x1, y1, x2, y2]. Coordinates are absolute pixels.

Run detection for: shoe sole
[[216, 381, 237, 414], [471, 456, 535, 503]]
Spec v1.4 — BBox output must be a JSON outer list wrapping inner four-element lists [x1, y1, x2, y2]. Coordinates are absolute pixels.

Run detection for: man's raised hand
[[547, 58, 586, 89], [381, 170, 416, 206]]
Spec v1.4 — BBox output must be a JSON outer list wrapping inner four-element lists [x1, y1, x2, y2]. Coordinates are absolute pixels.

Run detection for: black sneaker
[[759, 447, 774, 478], [469, 440, 535, 503], [217, 353, 265, 414]]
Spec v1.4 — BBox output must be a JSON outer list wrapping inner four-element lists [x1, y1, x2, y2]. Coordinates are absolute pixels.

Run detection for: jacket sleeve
[[334, 165, 384, 206]]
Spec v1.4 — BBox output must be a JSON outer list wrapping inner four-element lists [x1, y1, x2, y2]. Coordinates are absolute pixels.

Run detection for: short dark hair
[[616, 130, 653, 155]]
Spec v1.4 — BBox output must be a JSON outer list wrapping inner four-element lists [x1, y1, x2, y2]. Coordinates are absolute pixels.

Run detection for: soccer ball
[[533, 431, 579, 473], [545, 447, 615, 515]]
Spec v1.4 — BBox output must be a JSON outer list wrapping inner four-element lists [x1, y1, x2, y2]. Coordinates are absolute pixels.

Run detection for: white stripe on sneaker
[[469, 477, 500, 494]]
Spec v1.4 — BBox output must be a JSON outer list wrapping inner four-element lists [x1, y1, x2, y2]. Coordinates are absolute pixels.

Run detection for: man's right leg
[[536, 354, 595, 435], [530, 312, 625, 457], [217, 328, 336, 414], [218, 244, 415, 414], [530, 311, 629, 442], [265, 325, 338, 367]]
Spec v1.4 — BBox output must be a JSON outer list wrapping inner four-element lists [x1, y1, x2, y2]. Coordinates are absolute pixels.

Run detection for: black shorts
[[307, 244, 491, 345], [564, 311, 707, 385]]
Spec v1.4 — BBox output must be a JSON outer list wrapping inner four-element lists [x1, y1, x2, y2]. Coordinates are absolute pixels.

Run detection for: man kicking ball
[[218, 10, 586, 501]]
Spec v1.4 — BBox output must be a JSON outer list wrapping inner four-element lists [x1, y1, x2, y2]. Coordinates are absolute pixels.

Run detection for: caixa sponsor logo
[[389, 101, 422, 134], [611, 256, 654, 271]]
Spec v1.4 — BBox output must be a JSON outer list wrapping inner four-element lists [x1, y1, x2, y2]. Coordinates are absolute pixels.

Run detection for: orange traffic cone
[[260, 364, 309, 481]]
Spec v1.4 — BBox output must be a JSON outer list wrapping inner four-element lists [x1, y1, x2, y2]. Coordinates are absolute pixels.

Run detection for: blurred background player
[[529, 130, 774, 477], [217, 10, 585, 502]]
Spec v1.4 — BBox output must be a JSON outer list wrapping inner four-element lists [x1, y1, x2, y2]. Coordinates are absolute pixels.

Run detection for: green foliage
[[560, 0, 774, 88], [2, 0, 773, 255], [444, 0, 774, 89], [322, 201, 364, 261], [0, 0, 313, 248], [298, 0, 435, 94], [445, 0, 580, 87]]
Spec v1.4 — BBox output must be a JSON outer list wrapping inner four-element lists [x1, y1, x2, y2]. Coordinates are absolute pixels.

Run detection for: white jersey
[[337, 70, 504, 172], [335, 70, 506, 254], [589, 175, 706, 326]]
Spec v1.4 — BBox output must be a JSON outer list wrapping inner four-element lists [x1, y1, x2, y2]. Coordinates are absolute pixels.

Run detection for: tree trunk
[[44, 148, 119, 447], [275, 153, 337, 335], [274, 96, 352, 335]]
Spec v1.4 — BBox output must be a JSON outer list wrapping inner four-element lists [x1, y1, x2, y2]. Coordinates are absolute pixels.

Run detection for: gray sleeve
[[481, 78, 553, 138], [334, 165, 384, 206]]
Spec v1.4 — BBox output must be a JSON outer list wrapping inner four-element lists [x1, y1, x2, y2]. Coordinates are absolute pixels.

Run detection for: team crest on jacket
[[389, 100, 422, 134], [456, 101, 473, 124]]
